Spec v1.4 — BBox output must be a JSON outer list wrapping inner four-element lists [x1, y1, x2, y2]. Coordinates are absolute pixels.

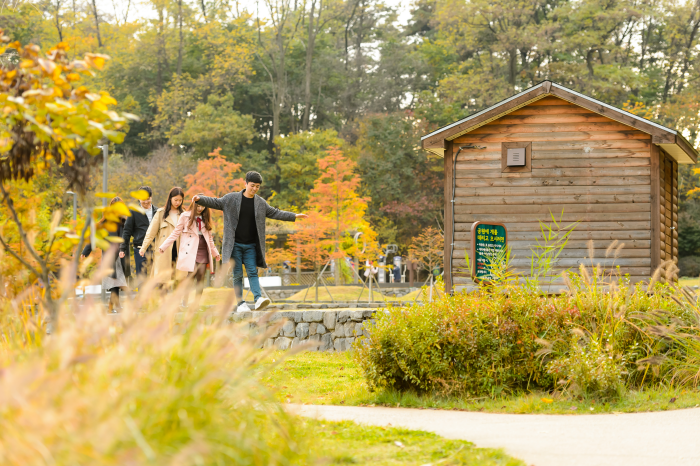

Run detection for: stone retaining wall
[[229, 309, 377, 352], [236, 286, 416, 302]]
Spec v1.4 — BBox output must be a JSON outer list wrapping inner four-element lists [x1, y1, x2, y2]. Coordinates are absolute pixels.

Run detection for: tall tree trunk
[[54, 0, 63, 41], [177, 0, 183, 75], [302, 0, 318, 131], [200, 0, 207, 22], [91, 0, 103, 47]]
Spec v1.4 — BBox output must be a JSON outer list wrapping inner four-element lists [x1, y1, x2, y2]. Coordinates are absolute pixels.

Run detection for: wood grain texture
[[472, 122, 632, 134], [650, 144, 661, 271], [454, 203, 651, 214], [456, 176, 650, 188], [459, 131, 651, 143], [454, 194, 650, 205], [444, 141, 454, 294], [532, 149, 650, 159], [530, 158, 650, 168], [454, 221, 651, 232], [455, 185, 650, 197], [455, 212, 650, 223]]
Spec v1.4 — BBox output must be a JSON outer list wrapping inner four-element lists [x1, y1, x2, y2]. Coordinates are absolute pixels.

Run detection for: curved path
[[290, 404, 700, 466]]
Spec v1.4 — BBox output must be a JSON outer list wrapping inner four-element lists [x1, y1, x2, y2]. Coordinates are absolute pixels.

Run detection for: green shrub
[[354, 273, 697, 399], [546, 334, 629, 400]]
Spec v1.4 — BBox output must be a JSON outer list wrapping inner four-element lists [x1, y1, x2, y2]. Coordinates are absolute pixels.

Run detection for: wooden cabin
[[421, 81, 699, 293]]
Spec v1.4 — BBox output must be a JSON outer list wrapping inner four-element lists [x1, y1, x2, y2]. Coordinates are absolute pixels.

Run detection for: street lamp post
[[66, 191, 77, 223], [98, 144, 109, 303], [100, 144, 108, 207]]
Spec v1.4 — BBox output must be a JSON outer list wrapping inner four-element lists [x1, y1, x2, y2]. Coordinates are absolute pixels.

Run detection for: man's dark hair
[[246, 171, 263, 184], [139, 186, 153, 198]]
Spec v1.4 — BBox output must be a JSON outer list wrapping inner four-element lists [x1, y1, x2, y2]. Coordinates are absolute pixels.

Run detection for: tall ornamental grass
[[0, 275, 312, 465]]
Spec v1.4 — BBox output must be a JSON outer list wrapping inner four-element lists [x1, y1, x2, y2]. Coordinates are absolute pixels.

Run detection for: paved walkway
[[291, 404, 700, 466]]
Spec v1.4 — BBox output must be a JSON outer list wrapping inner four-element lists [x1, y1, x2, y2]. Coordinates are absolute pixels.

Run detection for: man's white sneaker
[[254, 297, 271, 310], [237, 302, 251, 312]]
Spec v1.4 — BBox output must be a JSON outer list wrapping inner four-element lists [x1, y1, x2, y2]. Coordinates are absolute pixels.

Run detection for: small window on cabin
[[501, 142, 532, 173]]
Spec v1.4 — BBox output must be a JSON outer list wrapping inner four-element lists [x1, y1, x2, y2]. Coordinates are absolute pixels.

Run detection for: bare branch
[[0, 232, 42, 279], [0, 182, 49, 281]]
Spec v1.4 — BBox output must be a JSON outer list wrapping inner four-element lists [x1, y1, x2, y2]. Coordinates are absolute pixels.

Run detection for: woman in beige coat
[[140, 187, 186, 285]]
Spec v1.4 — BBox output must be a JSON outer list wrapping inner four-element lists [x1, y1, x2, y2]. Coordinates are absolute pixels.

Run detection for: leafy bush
[[354, 272, 699, 400], [545, 334, 629, 400], [0, 279, 313, 465]]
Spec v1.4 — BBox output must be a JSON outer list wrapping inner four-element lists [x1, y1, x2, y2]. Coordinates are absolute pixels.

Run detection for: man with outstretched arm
[[193, 171, 307, 311]]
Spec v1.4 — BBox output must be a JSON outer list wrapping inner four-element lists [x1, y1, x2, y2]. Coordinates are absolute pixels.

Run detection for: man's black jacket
[[120, 205, 158, 252]]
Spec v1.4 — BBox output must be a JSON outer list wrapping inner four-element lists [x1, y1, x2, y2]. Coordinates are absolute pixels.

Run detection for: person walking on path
[[139, 187, 186, 287], [192, 171, 307, 312], [159, 201, 221, 299], [120, 186, 157, 280], [81, 197, 129, 313]]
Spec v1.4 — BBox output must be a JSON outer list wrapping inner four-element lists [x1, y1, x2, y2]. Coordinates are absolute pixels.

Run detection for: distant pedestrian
[[393, 264, 401, 283], [120, 186, 157, 280], [81, 197, 128, 313], [140, 187, 186, 287], [192, 171, 306, 312], [364, 260, 378, 283], [159, 201, 221, 299]]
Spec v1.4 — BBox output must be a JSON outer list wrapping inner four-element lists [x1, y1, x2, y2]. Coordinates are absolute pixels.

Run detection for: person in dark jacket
[[81, 197, 129, 313], [119, 186, 157, 277], [193, 171, 306, 312]]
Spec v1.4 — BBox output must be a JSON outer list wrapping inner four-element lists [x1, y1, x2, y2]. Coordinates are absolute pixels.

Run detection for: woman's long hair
[[98, 196, 125, 226], [186, 201, 213, 231], [163, 187, 185, 218]]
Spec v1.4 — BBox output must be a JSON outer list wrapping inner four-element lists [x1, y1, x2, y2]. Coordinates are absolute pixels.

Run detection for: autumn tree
[[288, 210, 333, 300], [276, 129, 345, 210], [0, 34, 135, 323], [409, 226, 444, 276], [309, 146, 372, 285]]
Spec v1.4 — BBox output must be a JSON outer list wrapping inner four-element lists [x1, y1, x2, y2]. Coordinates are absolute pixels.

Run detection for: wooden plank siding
[[657, 149, 679, 281], [449, 96, 653, 291]]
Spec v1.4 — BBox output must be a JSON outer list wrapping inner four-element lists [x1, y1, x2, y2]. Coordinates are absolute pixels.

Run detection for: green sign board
[[470, 222, 508, 283]]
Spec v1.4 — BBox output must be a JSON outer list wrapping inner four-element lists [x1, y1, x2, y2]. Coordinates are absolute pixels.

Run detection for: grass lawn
[[307, 418, 523, 465], [678, 277, 699, 288], [263, 351, 700, 415]]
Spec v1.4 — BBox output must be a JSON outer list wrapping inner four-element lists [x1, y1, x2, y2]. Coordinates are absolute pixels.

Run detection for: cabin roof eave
[[420, 80, 698, 164]]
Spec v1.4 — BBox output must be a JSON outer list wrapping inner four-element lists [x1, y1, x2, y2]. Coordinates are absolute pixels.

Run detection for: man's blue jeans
[[232, 243, 261, 303]]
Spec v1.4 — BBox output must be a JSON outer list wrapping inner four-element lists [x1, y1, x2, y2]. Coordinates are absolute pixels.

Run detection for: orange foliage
[[409, 226, 444, 273], [184, 147, 245, 198], [288, 211, 333, 271], [309, 147, 370, 259]]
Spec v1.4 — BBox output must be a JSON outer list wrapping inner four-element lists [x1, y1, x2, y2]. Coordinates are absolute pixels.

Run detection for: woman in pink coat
[[159, 201, 221, 296]]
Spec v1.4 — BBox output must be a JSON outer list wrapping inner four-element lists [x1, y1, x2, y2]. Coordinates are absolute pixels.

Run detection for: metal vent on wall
[[506, 148, 526, 167]]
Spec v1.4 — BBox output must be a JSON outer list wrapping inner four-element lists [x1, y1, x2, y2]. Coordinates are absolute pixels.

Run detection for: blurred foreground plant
[[0, 31, 138, 323], [0, 273, 312, 465]]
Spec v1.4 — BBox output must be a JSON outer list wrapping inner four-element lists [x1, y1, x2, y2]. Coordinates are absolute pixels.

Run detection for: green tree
[[170, 94, 255, 158], [276, 129, 345, 210], [357, 112, 442, 245]]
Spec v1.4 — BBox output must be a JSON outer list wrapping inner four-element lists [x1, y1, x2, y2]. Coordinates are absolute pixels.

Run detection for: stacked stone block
[[229, 309, 377, 351]]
